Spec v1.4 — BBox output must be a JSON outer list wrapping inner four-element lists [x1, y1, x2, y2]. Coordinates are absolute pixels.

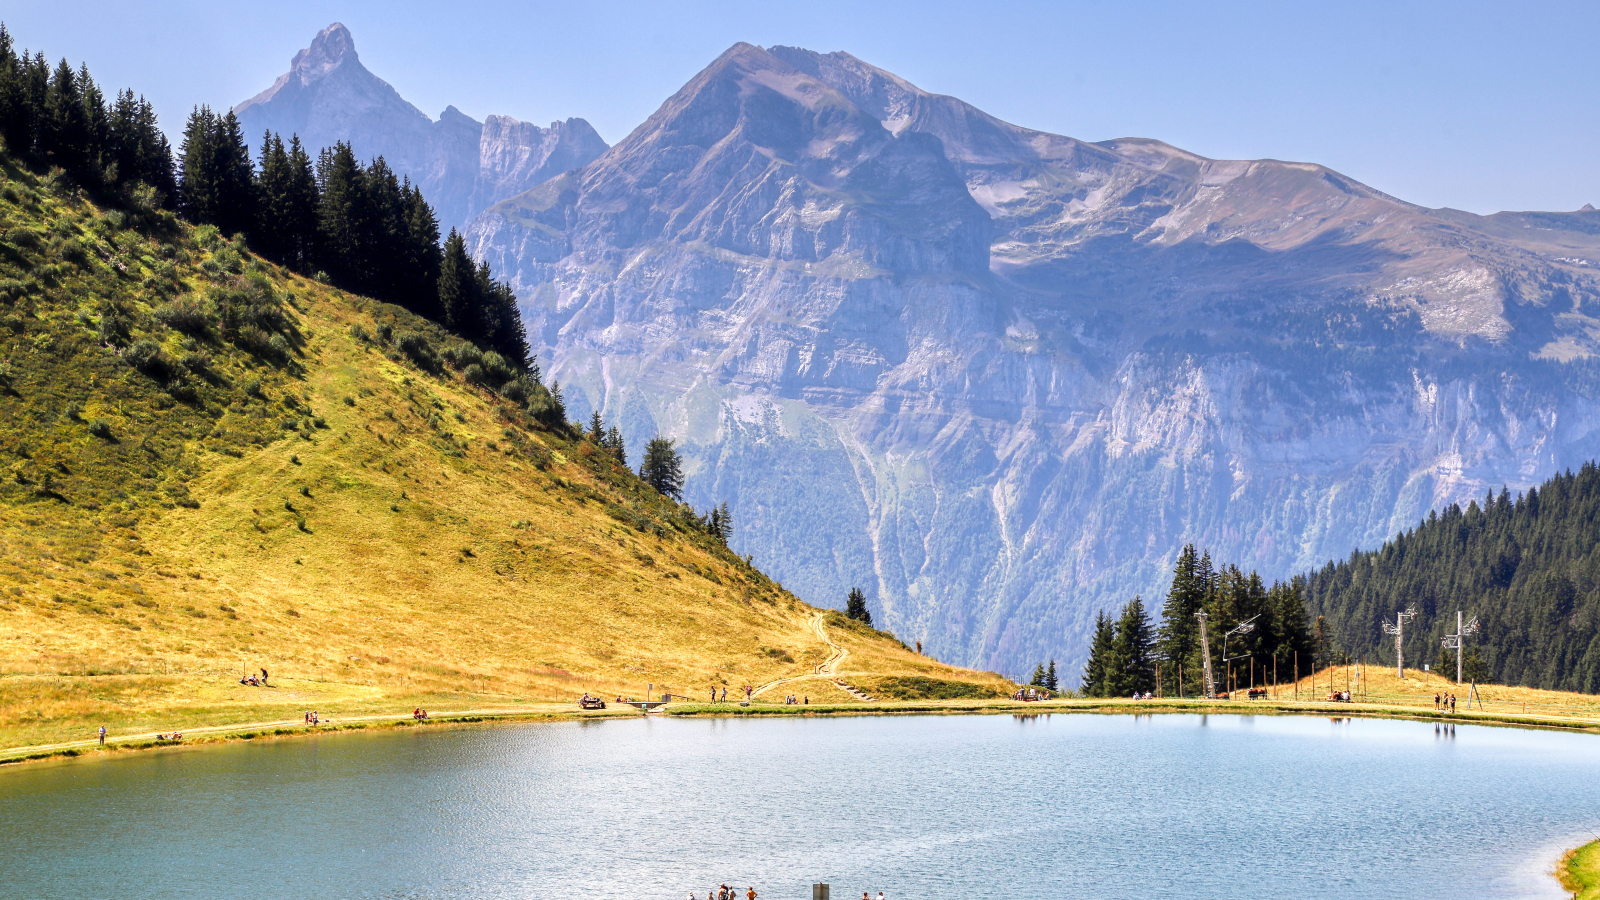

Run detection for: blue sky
[[9, 0, 1599, 214]]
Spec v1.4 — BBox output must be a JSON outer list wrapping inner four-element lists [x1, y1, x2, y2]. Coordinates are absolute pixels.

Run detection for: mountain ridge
[[235, 23, 608, 234]]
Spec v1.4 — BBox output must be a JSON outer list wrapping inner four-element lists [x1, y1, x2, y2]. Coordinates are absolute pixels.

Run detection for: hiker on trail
[[261, 668, 269, 685], [719, 687, 727, 703], [98, 725, 106, 744], [710, 687, 716, 702]]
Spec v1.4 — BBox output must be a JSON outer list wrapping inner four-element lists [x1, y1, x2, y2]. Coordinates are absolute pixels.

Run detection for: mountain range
[[242, 31, 1600, 679], [234, 23, 608, 234]]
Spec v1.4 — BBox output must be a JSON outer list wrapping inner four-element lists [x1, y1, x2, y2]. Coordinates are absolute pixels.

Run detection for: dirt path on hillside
[[751, 613, 849, 699]]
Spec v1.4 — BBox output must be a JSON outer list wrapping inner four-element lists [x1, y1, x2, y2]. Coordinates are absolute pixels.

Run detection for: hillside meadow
[[0, 156, 1010, 751]]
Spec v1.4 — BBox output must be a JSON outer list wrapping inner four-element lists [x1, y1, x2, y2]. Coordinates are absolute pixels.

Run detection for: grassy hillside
[[0, 155, 1011, 749]]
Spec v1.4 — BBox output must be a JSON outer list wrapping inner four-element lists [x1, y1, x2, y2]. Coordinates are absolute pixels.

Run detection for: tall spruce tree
[[639, 437, 684, 499], [1110, 596, 1156, 696], [1081, 611, 1115, 697]]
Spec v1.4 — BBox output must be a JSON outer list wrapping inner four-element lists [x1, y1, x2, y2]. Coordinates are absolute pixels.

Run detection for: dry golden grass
[[0, 166, 1008, 753], [1244, 664, 1600, 721]]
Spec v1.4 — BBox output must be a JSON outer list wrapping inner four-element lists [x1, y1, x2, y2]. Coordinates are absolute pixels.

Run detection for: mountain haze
[[235, 23, 608, 233], [458, 42, 1600, 679]]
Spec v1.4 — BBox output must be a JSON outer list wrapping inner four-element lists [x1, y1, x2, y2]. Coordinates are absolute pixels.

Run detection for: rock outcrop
[[467, 43, 1600, 680], [235, 23, 607, 233]]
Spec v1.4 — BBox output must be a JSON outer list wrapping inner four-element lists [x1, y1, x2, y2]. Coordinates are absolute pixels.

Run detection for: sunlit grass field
[[0, 158, 1008, 753]]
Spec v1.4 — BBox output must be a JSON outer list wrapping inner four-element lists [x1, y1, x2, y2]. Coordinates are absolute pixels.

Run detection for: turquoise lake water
[[1, 713, 1596, 898]]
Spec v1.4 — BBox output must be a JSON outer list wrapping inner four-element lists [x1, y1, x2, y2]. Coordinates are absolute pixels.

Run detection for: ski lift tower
[[1382, 607, 1419, 679], [1197, 610, 1215, 699], [1440, 611, 1480, 684]]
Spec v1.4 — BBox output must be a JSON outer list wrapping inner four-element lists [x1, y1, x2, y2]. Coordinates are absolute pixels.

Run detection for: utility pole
[[1382, 607, 1419, 679], [1198, 610, 1215, 699], [1441, 611, 1480, 685]]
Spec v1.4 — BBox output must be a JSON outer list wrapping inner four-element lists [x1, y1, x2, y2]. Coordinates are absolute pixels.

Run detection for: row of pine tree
[[0, 26, 528, 371], [1080, 546, 1319, 697]]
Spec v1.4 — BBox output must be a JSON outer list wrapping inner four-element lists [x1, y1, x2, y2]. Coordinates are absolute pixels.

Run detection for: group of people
[[1130, 691, 1154, 700], [1435, 693, 1458, 712], [239, 668, 270, 687], [691, 885, 755, 900], [412, 708, 430, 720], [303, 711, 321, 725], [781, 695, 808, 705], [1012, 687, 1052, 701]]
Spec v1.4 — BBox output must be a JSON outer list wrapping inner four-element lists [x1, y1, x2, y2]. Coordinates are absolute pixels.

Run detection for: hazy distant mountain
[[466, 43, 1600, 680], [235, 23, 607, 233]]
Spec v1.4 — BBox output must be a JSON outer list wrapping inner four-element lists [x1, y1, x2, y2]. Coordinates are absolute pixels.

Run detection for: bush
[[444, 342, 482, 370], [396, 332, 439, 373], [349, 323, 371, 343], [87, 419, 113, 440], [124, 340, 172, 380], [480, 351, 513, 386], [500, 376, 532, 405], [376, 324, 393, 344], [462, 363, 487, 385], [153, 297, 211, 336]]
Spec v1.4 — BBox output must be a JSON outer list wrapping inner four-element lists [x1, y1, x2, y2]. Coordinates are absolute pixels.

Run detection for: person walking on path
[[98, 725, 106, 745]]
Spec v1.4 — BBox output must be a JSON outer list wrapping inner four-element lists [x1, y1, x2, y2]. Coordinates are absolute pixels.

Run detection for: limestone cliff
[[465, 44, 1600, 679]]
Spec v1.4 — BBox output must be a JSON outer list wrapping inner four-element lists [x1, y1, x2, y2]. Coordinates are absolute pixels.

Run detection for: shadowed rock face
[[235, 23, 608, 233], [467, 43, 1600, 680]]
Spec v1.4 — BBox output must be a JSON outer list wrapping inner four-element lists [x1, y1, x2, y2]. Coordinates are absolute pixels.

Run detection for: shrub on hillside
[[396, 332, 439, 373], [123, 340, 172, 381], [153, 297, 211, 336]]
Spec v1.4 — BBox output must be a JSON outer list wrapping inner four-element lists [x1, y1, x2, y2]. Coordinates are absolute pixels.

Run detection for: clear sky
[[7, 0, 1598, 214]]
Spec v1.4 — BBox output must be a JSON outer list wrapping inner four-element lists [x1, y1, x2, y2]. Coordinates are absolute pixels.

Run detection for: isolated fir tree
[[845, 587, 872, 625], [1045, 660, 1059, 692], [587, 410, 605, 444], [639, 437, 684, 499], [1029, 663, 1046, 688]]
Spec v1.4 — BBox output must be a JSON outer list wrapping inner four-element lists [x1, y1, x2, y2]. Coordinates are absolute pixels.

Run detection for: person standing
[[98, 725, 106, 745], [747, 887, 757, 900]]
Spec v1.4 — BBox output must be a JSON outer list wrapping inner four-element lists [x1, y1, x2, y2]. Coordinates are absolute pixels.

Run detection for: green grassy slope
[[0, 156, 1012, 749]]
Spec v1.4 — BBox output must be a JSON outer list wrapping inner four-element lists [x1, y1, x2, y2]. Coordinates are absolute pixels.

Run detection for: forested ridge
[[0, 21, 750, 546], [1302, 464, 1600, 693], [0, 24, 527, 374]]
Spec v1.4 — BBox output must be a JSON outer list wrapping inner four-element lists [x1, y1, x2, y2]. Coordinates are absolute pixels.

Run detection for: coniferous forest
[[1301, 464, 1600, 693]]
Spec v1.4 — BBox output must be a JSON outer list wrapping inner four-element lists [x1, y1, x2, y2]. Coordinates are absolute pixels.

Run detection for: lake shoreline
[[6, 694, 1600, 769], [1563, 839, 1600, 899]]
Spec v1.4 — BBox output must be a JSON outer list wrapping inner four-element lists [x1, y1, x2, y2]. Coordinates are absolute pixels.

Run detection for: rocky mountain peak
[[293, 22, 359, 79], [236, 25, 608, 235]]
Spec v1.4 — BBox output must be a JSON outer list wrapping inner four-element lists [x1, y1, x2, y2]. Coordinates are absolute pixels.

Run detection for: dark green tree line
[[1089, 545, 1316, 697], [0, 27, 174, 199], [1303, 464, 1600, 692]]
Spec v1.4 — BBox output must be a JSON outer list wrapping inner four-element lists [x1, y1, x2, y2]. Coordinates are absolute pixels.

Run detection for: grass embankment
[[0, 156, 1007, 756], [1562, 840, 1600, 900]]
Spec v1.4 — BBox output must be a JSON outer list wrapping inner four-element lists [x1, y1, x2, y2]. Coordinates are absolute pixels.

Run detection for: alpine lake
[[1, 712, 1596, 898]]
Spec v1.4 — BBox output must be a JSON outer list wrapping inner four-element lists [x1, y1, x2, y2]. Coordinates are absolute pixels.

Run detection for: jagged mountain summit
[[466, 43, 1600, 680], [235, 23, 607, 233]]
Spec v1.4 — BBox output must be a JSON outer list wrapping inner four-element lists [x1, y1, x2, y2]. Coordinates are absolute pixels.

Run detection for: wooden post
[[1294, 652, 1299, 701]]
